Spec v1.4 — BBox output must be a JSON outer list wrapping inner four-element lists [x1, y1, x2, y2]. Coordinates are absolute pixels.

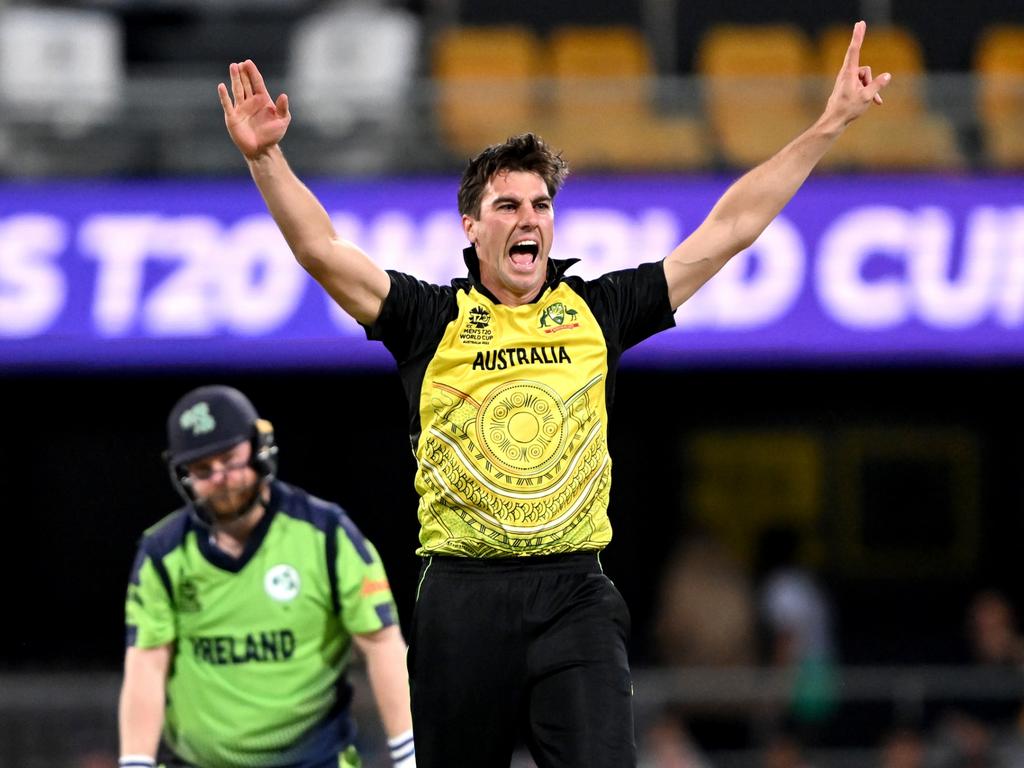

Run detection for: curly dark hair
[[457, 133, 569, 218]]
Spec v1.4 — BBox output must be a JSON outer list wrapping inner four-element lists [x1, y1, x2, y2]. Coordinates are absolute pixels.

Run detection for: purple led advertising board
[[1, 175, 1022, 370]]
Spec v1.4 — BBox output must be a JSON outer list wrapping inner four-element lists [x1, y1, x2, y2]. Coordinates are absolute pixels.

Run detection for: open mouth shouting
[[508, 238, 540, 271]]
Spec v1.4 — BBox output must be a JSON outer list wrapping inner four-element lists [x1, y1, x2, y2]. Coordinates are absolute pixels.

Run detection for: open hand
[[217, 59, 291, 160], [824, 21, 892, 129]]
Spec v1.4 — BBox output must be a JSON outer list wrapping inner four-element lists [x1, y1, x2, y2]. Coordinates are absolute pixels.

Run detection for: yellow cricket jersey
[[368, 248, 675, 558]]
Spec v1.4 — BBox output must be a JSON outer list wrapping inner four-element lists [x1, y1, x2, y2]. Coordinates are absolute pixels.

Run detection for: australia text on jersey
[[471, 345, 571, 371]]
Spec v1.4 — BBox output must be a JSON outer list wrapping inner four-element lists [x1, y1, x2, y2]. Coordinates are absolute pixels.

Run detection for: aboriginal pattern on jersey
[[415, 283, 612, 557]]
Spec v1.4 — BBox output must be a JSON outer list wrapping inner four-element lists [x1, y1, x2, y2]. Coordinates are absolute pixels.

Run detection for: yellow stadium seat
[[815, 24, 963, 170], [548, 25, 653, 122], [696, 25, 818, 167], [431, 25, 544, 158], [974, 25, 1024, 169], [542, 25, 709, 171]]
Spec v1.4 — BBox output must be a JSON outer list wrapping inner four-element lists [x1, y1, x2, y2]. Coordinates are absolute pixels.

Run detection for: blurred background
[[3, 0, 1024, 766]]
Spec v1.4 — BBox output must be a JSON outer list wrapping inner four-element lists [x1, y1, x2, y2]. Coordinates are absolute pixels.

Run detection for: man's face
[[462, 170, 554, 306], [185, 440, 260, 520]]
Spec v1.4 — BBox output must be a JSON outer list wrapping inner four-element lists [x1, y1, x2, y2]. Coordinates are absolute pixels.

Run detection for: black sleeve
[[580, 260, 676, 353], [364, 270, 457, 364]]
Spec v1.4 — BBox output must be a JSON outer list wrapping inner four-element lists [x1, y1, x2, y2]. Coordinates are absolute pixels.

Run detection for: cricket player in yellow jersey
[[218, 21, 890, 767]]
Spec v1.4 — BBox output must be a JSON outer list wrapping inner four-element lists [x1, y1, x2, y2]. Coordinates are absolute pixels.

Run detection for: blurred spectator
[[756, 525, 839, 738], [931, 714, 996, 768], [931, 590, 1024, 768], [762, 731, 815, 768], [879, 727, 928, 768], [75, 750, 117, 768], [640, 708, 714, 768], [652, 531, 757, 753], [654, 531, 757, 667], [967, 590, 1024, 669]]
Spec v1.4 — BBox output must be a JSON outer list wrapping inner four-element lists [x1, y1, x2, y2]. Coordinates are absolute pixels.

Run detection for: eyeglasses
[[187, 459, 250, 481]]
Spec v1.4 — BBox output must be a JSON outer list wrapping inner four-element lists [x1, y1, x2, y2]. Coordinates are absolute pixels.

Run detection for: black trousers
[[409, 552, 636, 768]]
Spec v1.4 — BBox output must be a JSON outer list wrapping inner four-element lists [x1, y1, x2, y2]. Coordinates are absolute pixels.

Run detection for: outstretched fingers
[[857, 65, 885, 104], [239, 64, 254, 99], [217, 82, 233, 115], [275, 92, 290, 119], [243, 60, 267, 96], [843, 20, 865, 73], [868, 71, 892, 104], [229, 61, 244, 105], [839, 21, 891, 109], [221, 61, 266, 110]]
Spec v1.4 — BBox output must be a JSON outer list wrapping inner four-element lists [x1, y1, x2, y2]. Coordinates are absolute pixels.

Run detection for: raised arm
[[218, 59, 391, 325], [663, 20, 891, 310], [118, 644, 172, 763]]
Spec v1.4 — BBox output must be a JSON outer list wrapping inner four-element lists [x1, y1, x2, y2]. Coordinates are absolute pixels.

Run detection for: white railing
[[2, 666, 1022, 767]]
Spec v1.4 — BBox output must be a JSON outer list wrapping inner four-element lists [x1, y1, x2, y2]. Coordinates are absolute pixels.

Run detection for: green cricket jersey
[[367, 249, 674, 558], [125, 480, 398, 768]]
